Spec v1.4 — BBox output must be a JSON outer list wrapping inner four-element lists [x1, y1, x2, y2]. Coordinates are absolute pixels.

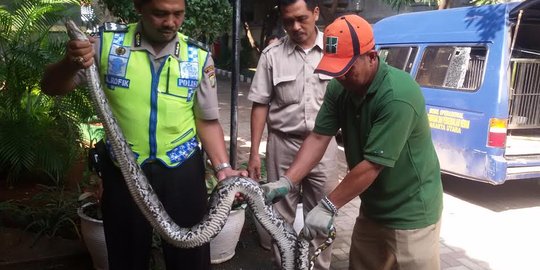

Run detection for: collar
[[314, 28, 324, 50], [286, 28, 323, 55], [366, 57, 389, 96], [131, 22, 181, 60]]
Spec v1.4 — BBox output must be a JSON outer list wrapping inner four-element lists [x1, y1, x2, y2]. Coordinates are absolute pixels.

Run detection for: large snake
[[65, 20, 335, 270]]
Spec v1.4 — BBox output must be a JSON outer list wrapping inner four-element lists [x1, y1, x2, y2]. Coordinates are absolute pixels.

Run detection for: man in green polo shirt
[[262, 14, 443, 269]]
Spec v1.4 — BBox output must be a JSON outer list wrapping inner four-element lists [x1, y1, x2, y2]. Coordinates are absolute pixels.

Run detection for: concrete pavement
[[215, 73, 540, 270]]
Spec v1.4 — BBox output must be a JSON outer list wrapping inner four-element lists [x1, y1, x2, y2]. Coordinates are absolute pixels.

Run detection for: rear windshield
[[416, 46, 488, 91]]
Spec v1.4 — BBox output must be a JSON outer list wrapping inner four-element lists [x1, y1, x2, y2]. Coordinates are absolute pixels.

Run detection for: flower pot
[[254, 203, 304, 250], [78, 202, 108, 270], [210, 208, 246, 264]]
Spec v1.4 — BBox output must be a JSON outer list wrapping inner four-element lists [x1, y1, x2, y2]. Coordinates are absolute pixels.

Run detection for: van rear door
[[505, 0, 540, 175]]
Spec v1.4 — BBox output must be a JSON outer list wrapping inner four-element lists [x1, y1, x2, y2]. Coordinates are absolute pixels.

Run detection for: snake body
[[65, 20, 334, 270]]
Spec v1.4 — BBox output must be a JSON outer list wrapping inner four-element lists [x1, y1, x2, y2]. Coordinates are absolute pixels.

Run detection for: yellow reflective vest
[[99, 24, 208, 167]]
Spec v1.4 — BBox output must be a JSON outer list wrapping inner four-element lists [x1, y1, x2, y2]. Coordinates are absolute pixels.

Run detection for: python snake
[[65, 20, 335, 270]]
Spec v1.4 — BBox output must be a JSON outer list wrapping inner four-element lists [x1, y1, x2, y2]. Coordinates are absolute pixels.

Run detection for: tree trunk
[[318, 0, 340, 25], [259, 3, 280, 53], [438, 0, 451, 10], [243, 22, 260, 54]]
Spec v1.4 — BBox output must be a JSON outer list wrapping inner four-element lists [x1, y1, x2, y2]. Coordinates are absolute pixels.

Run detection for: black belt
[[269, 129, 308, 140]]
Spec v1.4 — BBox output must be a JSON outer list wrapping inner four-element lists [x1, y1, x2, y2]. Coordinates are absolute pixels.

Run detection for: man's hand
[[303, 197, 338, 240], [247, 155, 261, 180], [216, 167, 248, 181], [261, 176, 293, 204], [66, 37, 96, 69]]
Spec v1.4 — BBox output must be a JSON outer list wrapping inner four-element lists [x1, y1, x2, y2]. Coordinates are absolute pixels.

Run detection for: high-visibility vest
[[99, 24, 208, 167]]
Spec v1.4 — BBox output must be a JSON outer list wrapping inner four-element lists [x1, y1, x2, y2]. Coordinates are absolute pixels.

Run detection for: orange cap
[[315, 15, 374, 77]]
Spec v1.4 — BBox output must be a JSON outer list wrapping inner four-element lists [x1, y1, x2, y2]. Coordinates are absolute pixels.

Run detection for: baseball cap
[[314, 15, 374, 77]]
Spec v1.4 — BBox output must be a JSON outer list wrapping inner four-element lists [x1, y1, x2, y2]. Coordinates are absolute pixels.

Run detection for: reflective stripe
[[166, 136, 200, 165], [106, 136, 199, 168]]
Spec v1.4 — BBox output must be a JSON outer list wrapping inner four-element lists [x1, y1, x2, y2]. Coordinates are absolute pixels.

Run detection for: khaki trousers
[[266, 130, 339, 270], [349, 212, 441, 270]]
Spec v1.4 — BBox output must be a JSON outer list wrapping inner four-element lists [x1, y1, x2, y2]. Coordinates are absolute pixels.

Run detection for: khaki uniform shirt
[[248, 30, 333, 136], [75, 23, 219, 120]]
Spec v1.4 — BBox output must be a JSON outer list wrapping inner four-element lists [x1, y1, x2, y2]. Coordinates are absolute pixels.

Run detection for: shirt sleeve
[[364, 100, 418, 168], [247, 52, 273, 104], [194, 54, 219, 120], [313, 80, 341, 136]]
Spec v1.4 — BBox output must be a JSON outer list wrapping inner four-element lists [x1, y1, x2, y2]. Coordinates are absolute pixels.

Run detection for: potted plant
[[205, 161, 247, 264], [78, 168, 108, 270]]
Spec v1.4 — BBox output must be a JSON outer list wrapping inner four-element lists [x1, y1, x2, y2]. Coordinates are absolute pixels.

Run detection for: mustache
[[159, 28, 176, 33], [292, 31, 305, 37]]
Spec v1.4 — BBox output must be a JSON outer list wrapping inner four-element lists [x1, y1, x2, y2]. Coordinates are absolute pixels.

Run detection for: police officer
[[41, 0, 245, 269]]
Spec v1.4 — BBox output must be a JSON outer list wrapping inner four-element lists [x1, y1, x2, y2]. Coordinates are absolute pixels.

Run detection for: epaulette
[[102, 22, 128, 32], [185, 36, 209, 52], [262, 37, 284, 53]]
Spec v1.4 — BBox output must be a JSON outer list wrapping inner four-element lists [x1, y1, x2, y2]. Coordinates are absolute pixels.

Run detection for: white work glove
[[261, 176, 293, 205], [303, 197, 338, 240]]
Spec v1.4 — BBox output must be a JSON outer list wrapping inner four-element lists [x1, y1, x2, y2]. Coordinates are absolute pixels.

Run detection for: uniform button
[[356, 115, 360, 119]]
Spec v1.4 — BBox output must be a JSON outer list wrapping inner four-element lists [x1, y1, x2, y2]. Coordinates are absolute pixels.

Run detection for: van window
[[379, 46, 418, 73], [416, 46, 487, 91]]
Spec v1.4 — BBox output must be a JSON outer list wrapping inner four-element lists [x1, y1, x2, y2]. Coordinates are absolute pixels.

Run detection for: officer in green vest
[[41, 0, 246, 269]]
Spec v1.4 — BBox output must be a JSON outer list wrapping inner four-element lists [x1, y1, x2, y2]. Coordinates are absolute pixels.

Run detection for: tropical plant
[[0, 185, 80, 244], [0, 0, 96, 186], [97, 0, 232, 44], [469, 0, 502, 6]]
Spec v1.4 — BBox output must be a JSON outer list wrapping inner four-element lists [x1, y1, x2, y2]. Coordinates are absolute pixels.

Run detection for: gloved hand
[[303, 197, 338, 240], [261, 176, 293, 204]]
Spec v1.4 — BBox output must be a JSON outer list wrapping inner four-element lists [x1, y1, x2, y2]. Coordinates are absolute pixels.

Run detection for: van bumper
[[488, 155, 540, 184]]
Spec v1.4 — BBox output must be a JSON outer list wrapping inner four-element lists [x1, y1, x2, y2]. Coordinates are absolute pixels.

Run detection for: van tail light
[[487, 118, 507, 148]]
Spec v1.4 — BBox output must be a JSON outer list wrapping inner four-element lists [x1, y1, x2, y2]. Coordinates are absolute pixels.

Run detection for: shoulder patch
[[185, 36, 209, 52], [102, 22, 128, 32]]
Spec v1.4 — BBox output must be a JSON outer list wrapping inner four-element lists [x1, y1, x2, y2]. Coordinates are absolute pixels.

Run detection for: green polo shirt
[[314, 60, 442, 229]]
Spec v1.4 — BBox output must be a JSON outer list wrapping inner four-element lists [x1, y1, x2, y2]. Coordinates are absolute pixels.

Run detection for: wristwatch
[[214, 162, 231, 173]]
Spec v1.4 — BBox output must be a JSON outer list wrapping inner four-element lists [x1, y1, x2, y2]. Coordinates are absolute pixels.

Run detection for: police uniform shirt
[[74, 22, 219, 121]]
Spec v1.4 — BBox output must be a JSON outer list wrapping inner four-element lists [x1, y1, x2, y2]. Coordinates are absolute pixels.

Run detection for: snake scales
[[65, 20, 335, 270]]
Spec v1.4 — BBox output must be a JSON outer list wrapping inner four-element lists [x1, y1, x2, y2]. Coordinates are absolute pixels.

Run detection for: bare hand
[[66, 36, 96, 69], [247, 155, 261, 180], [216, 167, 248, 181]]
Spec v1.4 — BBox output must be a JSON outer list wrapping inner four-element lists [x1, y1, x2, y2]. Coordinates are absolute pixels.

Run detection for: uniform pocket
[[272, 74, 300, 105], [158, 92, 187, 133], [314, 73, 333, 101]]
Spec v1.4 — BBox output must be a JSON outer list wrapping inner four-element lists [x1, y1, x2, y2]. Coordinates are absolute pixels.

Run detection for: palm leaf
[[0, 0, 90, 186]]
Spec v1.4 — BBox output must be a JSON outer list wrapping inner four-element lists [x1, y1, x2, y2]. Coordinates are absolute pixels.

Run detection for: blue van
[[373, 0, 540, 184]]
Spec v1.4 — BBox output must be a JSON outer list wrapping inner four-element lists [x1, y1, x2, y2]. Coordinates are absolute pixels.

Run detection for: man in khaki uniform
[[247, 0, 338, 269]]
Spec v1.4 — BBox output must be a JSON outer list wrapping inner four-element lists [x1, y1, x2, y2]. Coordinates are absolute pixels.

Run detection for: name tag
[[177, 78, 198, 88], [106, 75, 130, 88]]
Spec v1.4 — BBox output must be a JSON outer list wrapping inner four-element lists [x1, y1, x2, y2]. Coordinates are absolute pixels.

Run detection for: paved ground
[[214, 74, 540, 270]]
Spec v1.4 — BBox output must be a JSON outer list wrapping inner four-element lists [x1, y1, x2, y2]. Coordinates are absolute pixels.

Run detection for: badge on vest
[[106, 75, 131, 88], [178, 61, 199, 88], [177, 78, 198, 88], [108, 44, 130, 76], [180, 61, 198, 79]]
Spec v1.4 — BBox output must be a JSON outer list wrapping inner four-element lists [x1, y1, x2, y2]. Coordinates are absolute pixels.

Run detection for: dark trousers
[[100, 148, 210, 270]]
